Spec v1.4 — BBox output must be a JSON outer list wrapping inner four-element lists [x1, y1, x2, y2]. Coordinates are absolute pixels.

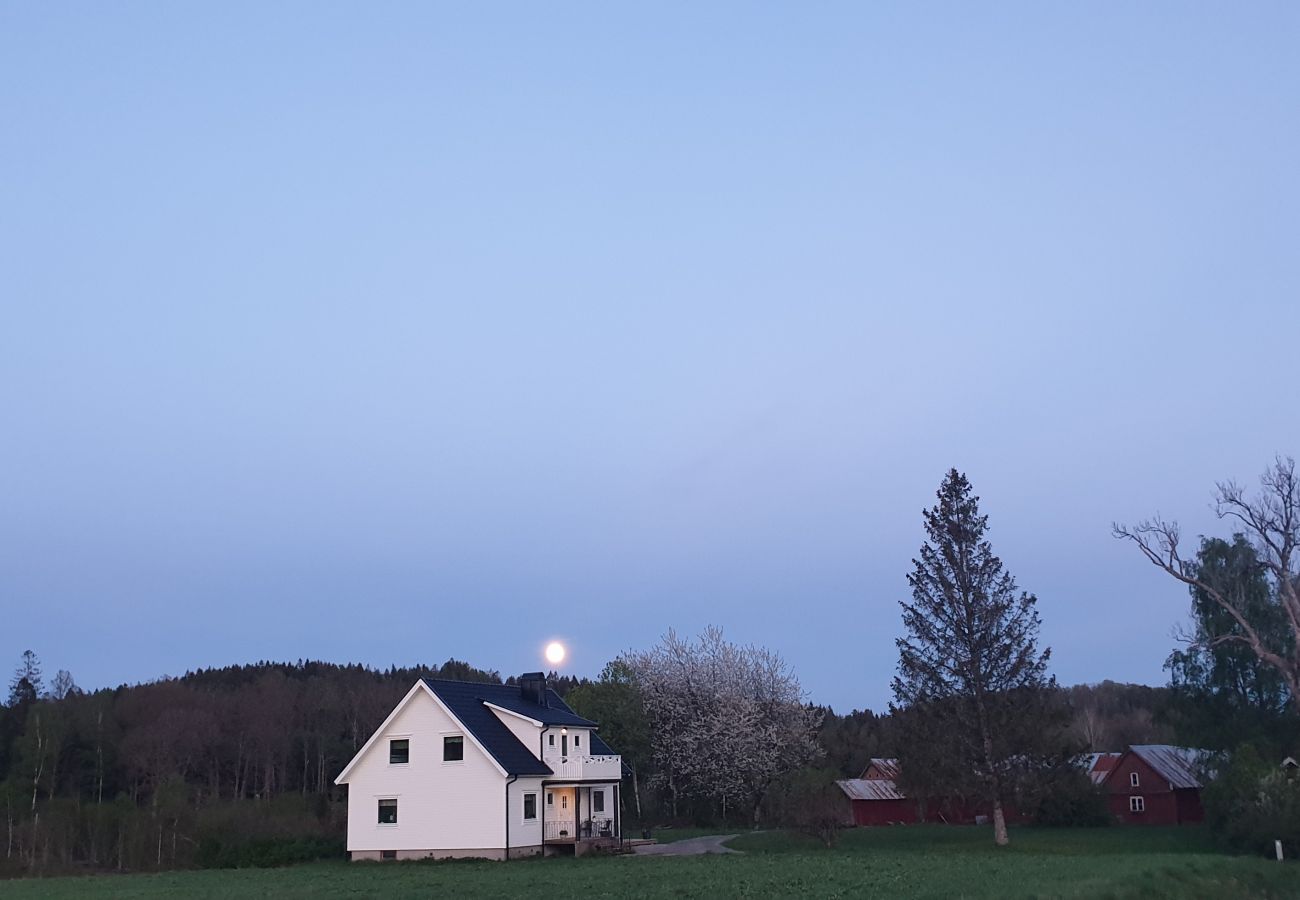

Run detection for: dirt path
[[631, 834, 739, 856]]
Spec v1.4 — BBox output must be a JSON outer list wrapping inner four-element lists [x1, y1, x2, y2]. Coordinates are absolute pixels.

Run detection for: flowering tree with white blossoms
[[627, 627, 822, 825]]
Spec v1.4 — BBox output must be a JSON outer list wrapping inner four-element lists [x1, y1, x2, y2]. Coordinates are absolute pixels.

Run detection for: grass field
[[6, 826, 1297, 899]]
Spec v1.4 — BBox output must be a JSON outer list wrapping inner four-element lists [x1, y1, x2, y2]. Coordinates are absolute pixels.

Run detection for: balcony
[[545, 754, 621, 781]]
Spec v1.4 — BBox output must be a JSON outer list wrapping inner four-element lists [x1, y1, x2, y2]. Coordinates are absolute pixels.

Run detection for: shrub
[[1203, 746, 1300, 858], [1030, 771, 1111, 827]]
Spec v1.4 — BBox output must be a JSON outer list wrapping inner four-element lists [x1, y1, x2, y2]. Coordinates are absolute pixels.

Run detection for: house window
[[549, 734, 555, 747], [524, 793, 537, 820], [378, 799, 398, 825], [1129, 771, 1140, 787], [575, 734, 581, 748], [381, 850, 397, 860], [389, 739, 409, 765], [444, 735, 464, 762], [1130, 796, 1145, 813], [593, 790, 604, 813], [561, 794, 568, 810]]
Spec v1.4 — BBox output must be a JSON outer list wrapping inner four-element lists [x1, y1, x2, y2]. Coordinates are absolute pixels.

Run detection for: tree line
[[4, 457, 1296, 872]]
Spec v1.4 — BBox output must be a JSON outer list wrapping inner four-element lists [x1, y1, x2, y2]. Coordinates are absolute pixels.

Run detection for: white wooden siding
[[490, 708, 543, 759], [508, 776, 545, 851], [343, 688, 506, 853]]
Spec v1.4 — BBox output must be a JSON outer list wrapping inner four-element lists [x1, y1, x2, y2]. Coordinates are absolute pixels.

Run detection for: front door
[[547, 788, 577, 840]]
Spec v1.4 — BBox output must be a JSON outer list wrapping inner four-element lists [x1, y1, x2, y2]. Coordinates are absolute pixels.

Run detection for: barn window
[[524, 793, 537, 820], [1129, 772, 1140, 788], [444, 735, 464, 762], [378, 798, 398, 824], [389, 739, 409, 765], [1129, 796, 1145, 813]]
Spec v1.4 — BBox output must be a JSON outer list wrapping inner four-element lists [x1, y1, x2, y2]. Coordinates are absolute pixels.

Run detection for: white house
[[334, 672, 623, 860]]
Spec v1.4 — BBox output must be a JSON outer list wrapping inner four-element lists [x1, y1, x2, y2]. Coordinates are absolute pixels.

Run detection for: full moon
[[544, 642, 566, 665]]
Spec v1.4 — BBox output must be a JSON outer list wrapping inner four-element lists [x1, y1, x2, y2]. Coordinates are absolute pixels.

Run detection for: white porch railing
[[544, 820, 576, 841], [546, 754, 621, 780]]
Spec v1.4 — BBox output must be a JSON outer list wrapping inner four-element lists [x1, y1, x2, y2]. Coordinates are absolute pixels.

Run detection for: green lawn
[[5, 826, 1297, 899]]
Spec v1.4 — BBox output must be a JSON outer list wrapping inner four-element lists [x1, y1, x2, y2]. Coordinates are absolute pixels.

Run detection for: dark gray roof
[[485, 690, 598, 727], [422, 680, 553, 776], [421, 679, 617, 776], [1126, 745, 1211, 790]]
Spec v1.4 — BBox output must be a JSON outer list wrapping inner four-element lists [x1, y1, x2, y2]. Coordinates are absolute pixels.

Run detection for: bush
[[195, 835, 342, 869], [1203, 746, 1300, 858], [762, 767, 846, 847], [1030, 771, 1111, 827], [192, 796, 345, 869]]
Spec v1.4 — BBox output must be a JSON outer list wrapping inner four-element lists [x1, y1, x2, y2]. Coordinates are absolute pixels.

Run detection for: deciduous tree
[[1115, 456, 1300, 715], [628, 627, 821, 825]]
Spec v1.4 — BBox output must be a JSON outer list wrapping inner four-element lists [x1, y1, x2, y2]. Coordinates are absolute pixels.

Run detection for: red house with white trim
[[1100, 745, 1208, 825]]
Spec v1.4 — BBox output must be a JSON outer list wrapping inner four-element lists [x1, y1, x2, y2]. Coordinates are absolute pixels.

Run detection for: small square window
[[593, 790, 604, 813], [381, 849, 397, 860], [389, 739, 409, 765], [524, 793, 537, 820], [1129, 771, 1140, 788], [378, 798, 398, 824], [1130, 796, 1145, 813], [444, 735, 464, 762]]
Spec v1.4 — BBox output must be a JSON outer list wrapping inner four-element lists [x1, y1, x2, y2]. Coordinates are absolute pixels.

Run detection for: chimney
[[519, 672, 547, 707]]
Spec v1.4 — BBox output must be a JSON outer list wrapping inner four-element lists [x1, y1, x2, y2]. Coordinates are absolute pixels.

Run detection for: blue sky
[[2, 3, 1297, 712]]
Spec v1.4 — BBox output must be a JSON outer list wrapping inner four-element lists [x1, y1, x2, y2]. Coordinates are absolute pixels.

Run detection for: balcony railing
[[545, 754, 621, 780]]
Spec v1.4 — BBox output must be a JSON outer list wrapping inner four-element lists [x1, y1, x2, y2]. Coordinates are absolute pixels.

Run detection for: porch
[[541, 783, 621, 850]]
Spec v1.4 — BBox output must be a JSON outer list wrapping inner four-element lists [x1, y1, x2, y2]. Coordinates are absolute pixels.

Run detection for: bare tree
[[50, 670, 77, 701], [1114, 456, 1300, 713]]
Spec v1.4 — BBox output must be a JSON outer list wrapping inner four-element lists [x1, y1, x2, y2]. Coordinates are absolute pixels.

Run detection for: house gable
[[335, 681, 509, 785]]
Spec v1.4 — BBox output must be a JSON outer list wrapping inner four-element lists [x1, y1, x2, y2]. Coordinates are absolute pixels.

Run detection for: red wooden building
[[836, 758, 1017, 826], [838, 759, 919, 826], [1100, 745, 1208, 825]]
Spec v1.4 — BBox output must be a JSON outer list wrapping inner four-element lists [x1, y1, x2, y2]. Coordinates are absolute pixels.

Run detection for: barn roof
[[862, 758, 901, 780], [1125, 745, 1210, 790], [1084, 752, 1122, 784], [837, 778, 907, 801]]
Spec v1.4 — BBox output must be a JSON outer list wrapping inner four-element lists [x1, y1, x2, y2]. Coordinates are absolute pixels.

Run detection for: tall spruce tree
[[892, 469, 1054, 846]]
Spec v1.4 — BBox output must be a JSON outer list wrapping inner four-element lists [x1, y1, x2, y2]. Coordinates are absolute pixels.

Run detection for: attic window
[[389, 739, 409, 765], [1129, 772, 1140, 788], [1129, 796, 1145, 813], [444, 735, 464, 762]]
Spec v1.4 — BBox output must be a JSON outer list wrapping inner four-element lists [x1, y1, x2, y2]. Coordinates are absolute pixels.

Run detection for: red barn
[[836, 758, 1019, 826], [838, 759, 920, 825], [1101, 745, 1208, 825]]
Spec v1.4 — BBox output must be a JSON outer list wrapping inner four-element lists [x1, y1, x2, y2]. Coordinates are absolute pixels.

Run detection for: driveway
[[632, 834, 739, 856]]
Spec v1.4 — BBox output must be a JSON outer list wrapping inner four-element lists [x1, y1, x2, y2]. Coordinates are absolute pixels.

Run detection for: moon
[[544, 641, 566, 665]]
